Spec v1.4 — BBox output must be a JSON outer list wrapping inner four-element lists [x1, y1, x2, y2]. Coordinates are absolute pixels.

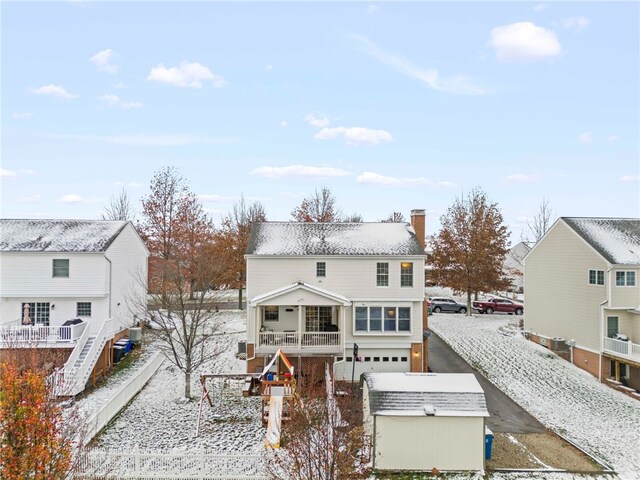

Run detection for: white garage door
[[333, 348, 411, 381]]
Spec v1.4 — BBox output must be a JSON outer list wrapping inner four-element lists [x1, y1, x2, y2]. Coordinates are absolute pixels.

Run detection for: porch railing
[[302, 331, 340, 346], [259, 331, 299, 347], [603, 337, 640, 362], [258, 331, 342, 350], [0, 323, 87, 345]]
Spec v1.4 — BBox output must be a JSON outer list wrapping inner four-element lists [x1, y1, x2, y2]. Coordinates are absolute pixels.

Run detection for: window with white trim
[[355, 306, 411, 333], [588, 269, 604, 285], [377, 263, 389, 287], [52, 259, 69, 277], [263, 306, 279, 322], [316, 262, 326, 277], [305, 306, 332, 332], [400, 262, 413, 287], [77, 302, 92, 316], [20, 302, 50, 326], [616, 271, 636, 286]]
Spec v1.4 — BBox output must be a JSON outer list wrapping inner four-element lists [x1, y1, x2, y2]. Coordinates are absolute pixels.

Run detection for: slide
[[264, 395, 283, 449]]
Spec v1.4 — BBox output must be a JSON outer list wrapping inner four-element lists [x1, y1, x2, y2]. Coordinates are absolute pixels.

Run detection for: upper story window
[[400, 262, 413, 287], [52, 259, 69, 278], [377, 262, 389, 287], [355, 306, 411, 333], [316, 262, 326, 278], [616, 271, 636, 287], [77, 302, 92, 316], [588, 269, 604, 285]]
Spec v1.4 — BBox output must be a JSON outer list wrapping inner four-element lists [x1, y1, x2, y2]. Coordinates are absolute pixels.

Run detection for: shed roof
[[364, 372, 489, 418], [0, 219, 129, 253], [246, 222, 424, 256], [562, 217, 640, 265]]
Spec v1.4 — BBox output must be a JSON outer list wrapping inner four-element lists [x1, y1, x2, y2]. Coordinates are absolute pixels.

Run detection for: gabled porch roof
[[249, 281, 351, 307]]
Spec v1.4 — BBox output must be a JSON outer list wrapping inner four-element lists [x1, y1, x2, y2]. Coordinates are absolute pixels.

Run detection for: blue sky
[[2, 1, 639, 241]]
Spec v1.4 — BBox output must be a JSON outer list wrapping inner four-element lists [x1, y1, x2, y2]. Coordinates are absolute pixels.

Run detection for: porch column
[[615, 360, 620, 382], [297, 305, 303, 348]]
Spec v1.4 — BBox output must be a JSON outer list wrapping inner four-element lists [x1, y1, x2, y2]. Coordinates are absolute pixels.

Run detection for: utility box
[[549, 337, 566, 351]]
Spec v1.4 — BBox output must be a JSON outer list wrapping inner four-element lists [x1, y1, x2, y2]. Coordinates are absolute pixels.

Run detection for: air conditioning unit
[[549, 337, 566, 351], [129, 327, 142, 345]]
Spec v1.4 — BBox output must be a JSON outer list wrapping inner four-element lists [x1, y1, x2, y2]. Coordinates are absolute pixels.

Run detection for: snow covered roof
[[562, 218, 640, 265], [364, 373, 489, 417], [246, 222, 424, 256], [0, 219, 129, 253]]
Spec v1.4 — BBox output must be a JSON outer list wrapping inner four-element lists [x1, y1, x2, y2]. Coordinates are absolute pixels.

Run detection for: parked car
[[428, 297, 468, 314], [472, 297, 524, 315]]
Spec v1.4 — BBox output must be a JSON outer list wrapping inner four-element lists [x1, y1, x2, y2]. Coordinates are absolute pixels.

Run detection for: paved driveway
[[428, 331, 545, 433]]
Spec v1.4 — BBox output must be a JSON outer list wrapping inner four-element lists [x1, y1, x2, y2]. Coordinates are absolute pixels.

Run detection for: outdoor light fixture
[[51, 304, 55, 309]]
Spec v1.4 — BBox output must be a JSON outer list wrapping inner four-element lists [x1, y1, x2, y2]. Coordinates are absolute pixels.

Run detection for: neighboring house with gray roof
[[0, 219, 148, 396], [363, 372, 489, 471], [524, 217, 640, 395], [244, 210, 428, 381]]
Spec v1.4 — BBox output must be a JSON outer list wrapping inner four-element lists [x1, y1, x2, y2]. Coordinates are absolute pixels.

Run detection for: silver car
[[428, 297, 467, 314]]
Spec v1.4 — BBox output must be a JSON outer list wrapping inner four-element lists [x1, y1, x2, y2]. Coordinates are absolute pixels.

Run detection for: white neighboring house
[[524, 217, 640, 393], [0, 219, 148, 395], [244, 210, 428, 381], [503, 241, 531, 294]]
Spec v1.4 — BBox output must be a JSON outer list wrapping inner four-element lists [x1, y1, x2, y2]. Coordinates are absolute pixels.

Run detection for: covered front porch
[[250, 282, 351, 355], [602, 308, 640, 364]]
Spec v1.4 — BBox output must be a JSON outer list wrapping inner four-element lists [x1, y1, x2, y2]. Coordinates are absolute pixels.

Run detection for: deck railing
[[603, 337, 640, 362], [258, 331, 342, 351], [0, 322, 87, 345], [258, 331, 299, 347]]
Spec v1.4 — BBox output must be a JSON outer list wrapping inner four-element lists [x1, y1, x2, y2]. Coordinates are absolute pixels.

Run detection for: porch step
[[73, 336, 96, 369]]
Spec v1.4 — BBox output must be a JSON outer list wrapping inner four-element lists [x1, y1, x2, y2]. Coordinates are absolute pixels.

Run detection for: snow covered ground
[[89, 310, 265, 452], [430, 314, 640, 480]]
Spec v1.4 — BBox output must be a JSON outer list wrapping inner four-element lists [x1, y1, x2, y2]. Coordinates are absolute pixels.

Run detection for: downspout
[[372, 415, 377, 470], [106, 257, 113, 318], [599, 298, 608, 382]]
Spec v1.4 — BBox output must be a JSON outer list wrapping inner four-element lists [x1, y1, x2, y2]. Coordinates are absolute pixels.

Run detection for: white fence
[[74, 450, 267, 479], [603, 337, 640, 362], [83, 352, 165, 444], [0, 322, 87, 345]]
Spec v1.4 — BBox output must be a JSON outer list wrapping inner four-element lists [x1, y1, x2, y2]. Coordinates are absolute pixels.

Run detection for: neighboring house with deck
[[0, 219, 148, 395], [245, 210, 428, 381], [524, 217, 640, 394]]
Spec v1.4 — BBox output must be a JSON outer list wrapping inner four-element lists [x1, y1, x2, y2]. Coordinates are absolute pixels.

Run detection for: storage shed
[[363, 372, 490, 472]]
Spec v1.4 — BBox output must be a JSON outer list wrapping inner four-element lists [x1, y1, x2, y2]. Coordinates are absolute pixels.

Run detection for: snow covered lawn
[[430, 314, 640, 479], [90, 310, 265, 452]]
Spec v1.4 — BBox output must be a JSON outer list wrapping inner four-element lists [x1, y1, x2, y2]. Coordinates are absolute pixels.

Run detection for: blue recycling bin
[[485, 427, 494, 460]]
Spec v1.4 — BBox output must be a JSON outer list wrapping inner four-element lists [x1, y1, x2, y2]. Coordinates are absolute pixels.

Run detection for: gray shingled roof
[[562, 218, 640, 265], [246, 222, 424, 256], [0, 219, 128, 253], [364, 373, 489, 417]]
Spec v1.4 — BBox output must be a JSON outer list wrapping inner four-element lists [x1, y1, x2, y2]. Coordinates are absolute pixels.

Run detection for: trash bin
[[267, 373, 274, 381], [115, 338, 131, 353], [113, 345, 125, 364], [485, 427, 494, 460]]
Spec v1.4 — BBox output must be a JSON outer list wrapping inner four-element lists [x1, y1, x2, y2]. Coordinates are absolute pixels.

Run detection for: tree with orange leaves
[[0, 362, 72, 479]]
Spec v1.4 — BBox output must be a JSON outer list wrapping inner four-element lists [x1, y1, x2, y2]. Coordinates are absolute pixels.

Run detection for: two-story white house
[[244, 210, 428, 382], [0, 219, 148, 395], [524, 217, 640, 394]]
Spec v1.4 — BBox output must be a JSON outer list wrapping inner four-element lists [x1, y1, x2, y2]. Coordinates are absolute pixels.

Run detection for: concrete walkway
[[428, 331, 545, 433]]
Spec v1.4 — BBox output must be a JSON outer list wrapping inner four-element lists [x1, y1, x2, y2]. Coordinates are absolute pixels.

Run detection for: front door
[[607, 316, 619, 338]]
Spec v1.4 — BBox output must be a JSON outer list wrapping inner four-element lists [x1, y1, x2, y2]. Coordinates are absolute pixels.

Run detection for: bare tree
[[521, 198, 555, 244], [291, 187, 341, 222], [102, 188, 134, 221], [381, 212, 405, 223], [342, 213, 363, 223], [431, 188, 511, 313]]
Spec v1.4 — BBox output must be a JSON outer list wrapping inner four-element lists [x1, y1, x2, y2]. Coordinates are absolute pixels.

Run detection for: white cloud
[[367, 5, 379, 15], [18, 194, 43, 203], [98, 94, 143, 109], [314, 126, 392, 146], [199, 194, 241, 203], [113, 82, 125, 89], [265, 64, 274, 71], [147, 61, 226, 88], [251, 165, 352, 179], [515, 215, 533, 224], [507, 173, 541, 183], [607, 134, 620, 142], [13, 112, 32, 120], [578, 132, 593, 143], [18, 169, 37, 175], [488, 22, 562, 62], [32, 84, 79, 99], [533, 4, 547, 12], [115, 181, 143, 188], [46, 133, 234, 147], [356, 171, 451, 188], [280, 120, 288, 127], [90, 49, 119, 74], [351, 34, 487, 95], [560, 17, 590, 32], [305, 113, 331, 127], [59, 194, 92, 204], [619, 175, 640, 182], [1, 168, 17, 178]]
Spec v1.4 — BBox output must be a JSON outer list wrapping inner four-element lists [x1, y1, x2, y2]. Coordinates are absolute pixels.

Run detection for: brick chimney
[[410, 209, 426, 252]]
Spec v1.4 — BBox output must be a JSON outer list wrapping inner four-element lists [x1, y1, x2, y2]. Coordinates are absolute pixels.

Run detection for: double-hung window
[[53, 259, 69, 278], [355, 306, 410, 333], [588, 269, 604, 285], [377, 262, 389, 287], [400, 262, 413, 287], [616, 271, 636, 286], [316, 262, 326, 278]]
